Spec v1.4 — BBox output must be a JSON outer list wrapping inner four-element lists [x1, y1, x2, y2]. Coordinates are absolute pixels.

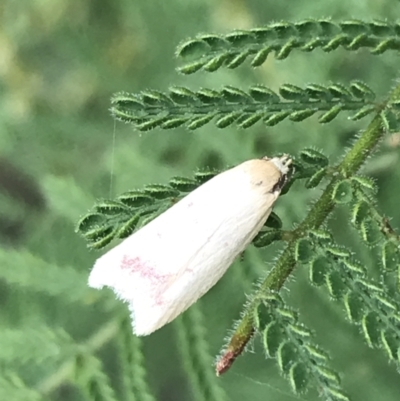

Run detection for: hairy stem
[[216, 88, 394, 374]]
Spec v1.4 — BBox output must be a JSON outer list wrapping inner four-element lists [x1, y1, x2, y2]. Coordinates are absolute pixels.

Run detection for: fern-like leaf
[[111, 82, 376, 132], [302, 234, 400, 365], [0, 325, 73, 366], [0, 249, 88, 303], [77, 170, 216, 249], [176, 20, 400, 73], [175, 305, 227, 401], [0, 372, 43, 401], [78, 148, 329, 250], [74, 353, 118, 401], [117, 319, 156, 401], [256, 295, 349, 400]]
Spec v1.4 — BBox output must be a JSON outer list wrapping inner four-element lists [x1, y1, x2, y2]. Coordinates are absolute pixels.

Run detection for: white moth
[[89, 155, 291, 335]]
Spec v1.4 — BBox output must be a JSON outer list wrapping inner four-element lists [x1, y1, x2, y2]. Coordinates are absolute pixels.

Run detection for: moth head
[[263, 155, 292, 193]]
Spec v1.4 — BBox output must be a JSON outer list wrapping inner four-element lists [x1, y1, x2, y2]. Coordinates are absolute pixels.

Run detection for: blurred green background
[[1, 1, 400, 400]]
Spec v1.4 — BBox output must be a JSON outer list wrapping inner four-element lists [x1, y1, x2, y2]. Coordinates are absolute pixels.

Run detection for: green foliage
[[76, 148, 327, 250], [174, 305, 227, 401], [382, 241, 400, 272], [0, 249, 88, 303], [176, 20, 400, 73], [116, 320, 155, 401], [111, 82, 376, 131], [77, 169, 219, 249], [0, 325, 73, 366], [0, 372, 43, 401], [302, 232, 400, 360], [2, 3, 400, 401], [257, 295, 349, 399], [74, 353, 119, 401], [82, 68, 400, 398]]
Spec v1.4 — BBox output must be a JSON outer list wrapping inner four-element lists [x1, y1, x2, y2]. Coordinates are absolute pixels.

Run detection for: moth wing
[[89, 163, 278, 334]]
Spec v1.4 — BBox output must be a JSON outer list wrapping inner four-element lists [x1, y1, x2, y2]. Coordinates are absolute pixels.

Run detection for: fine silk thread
[[109, 118, 117, 198]]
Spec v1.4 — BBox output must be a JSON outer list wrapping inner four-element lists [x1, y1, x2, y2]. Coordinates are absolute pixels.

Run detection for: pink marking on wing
[[120, 255, 142, 272], [120, 254, 168, 281], [120, 255, 171, 307]]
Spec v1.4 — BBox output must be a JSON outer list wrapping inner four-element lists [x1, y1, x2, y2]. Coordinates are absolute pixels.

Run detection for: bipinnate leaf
[[74, 354, 118, 401], [175, 306, 227, 401], [0, 372, 42, 401], [258, 296, 349, 399], [77, 171, 212, 249], [0, 249, 88, 303], [77, 158, 299, 250], [117, 319, 157, 401], [307, 236, 400, 367], [176, 20, 400, 73], [111, 82, 377, 131], [0, 325, 73, 365]]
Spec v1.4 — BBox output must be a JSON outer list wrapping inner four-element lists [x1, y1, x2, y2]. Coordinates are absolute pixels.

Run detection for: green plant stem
[[216, 108, 389, 374], [36, 318, 123, 395], [356, 187, 400, 243]]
